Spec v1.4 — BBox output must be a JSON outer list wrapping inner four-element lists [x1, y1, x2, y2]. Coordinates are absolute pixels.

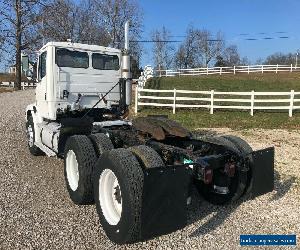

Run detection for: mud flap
[[249, 147, 275, 197], [140, 165, 191, 240]]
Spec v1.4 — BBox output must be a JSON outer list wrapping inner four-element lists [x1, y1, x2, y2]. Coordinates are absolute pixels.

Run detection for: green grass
[[136, 73, 300, 130], [146, 72, 300, 91], [137, 108, 300, 130]]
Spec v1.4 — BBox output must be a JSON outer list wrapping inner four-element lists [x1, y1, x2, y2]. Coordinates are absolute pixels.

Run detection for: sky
[[138, 0, 300, 67]]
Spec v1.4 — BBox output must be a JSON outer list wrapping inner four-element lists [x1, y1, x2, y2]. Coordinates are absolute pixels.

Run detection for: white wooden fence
[[0, 81, 36, 90], [135, 88, 300, 117], [156, 64, 300, 77]]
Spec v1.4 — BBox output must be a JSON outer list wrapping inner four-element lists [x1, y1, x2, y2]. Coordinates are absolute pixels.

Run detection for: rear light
[[224, 162, 235, 177], [203, 169, 213, 184]]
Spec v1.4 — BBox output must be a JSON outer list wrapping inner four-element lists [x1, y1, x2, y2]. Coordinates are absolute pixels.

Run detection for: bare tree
[[41, 0, 78, 43], [222, 45, 240, 66], [39, 0, 111, 47], [174, 25, 199, 68], [174, 26, 225, 68], [0, 0, 44, 89], [240, 56, 250, 66], [264, 52, 295, 65], [255, 57, 264, 65], [174, 45, 186, 69], [93, 0, 143, 48], [195, 30, 224, 67], [76, 0, 110, 45], [151, 26, 174, 70]]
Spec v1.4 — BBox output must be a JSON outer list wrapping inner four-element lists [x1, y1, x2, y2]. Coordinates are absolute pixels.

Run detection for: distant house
[[8, 66, 16, 74]]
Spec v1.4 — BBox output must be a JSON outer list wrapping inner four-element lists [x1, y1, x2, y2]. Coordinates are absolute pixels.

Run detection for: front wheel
[[93, 148, 144, 244]]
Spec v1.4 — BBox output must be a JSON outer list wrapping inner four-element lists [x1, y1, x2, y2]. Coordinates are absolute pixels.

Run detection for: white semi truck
[[25, 22, 275, 244]]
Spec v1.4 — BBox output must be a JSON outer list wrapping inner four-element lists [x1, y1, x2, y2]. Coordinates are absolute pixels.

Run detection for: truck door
[[35, 51, 48, 117]]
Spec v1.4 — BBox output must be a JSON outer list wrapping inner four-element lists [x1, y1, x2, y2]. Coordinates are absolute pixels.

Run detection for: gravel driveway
[[0, 89, 299, 249]]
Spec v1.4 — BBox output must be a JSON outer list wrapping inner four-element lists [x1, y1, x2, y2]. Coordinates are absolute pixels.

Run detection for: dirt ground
[[0, 90, 299, 250]]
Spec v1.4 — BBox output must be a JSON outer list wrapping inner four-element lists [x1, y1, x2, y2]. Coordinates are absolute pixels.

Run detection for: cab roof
[[40, 42, 121, 54]]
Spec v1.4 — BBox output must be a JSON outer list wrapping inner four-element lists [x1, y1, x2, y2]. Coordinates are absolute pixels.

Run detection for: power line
[[130, 39, 222, 43]]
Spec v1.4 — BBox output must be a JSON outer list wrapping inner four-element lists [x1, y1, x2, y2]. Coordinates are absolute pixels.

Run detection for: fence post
[[290, 64, 293, 72], [248, 65, 250, 74], [210, 90, 214, 114], [219, 67, 222, 75], [234, 66, 236, 75], [276, 64, 278, 74], [173, 88, 177, 114], [250, 90, 255, 116], [206, 66, 209, 75], [261, 65, 264, 74], [134, 86, 139, 114], [289, 90, 295, 117]]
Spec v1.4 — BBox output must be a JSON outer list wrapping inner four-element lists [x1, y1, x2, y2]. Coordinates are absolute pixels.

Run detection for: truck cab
[[33, 42, 131, 121], [26, 40, 132, 156]]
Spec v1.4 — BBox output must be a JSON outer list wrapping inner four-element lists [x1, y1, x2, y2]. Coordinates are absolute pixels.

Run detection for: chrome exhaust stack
[[122, 21, 132, 106]]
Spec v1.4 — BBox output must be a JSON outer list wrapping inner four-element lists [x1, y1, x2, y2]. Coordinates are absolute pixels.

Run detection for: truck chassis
[[26, 111, 274, 244]]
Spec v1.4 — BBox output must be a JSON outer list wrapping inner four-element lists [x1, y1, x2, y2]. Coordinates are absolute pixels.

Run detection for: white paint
[[152, 64, 300, 77], [135, 88, 300, 117], [99, 169, 122, 225], [66, 150, 79, 191]]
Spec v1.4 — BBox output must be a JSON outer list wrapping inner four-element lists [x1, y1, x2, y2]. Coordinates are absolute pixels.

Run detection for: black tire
[[129, 145, 165, 169], [89, 133, 114, 157], [64, 135, 97, 205], [221, 135, 253, 197], [26, 115, 44, 156], [93, 148, 144, 244], [194, 136, 249, 205]]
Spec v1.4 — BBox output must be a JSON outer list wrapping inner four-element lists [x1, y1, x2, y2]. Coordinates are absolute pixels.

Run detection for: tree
[[214, 55, 226, 67], [255, 57, 264, 65], [264, 52, 295, 65], [195, 30, 224, 67], [0, 0, 45, 90], [40, 0, 110, 46], [76, 0, 110, 45], [174, 25, 199, 68], [41, 0, 78, 43], [151, 26, 174, 70], [240, 56, 250, 66], [174, 45, 187, 69], [90, 0, 143, 67], [0, 0, 144, 78], [174, 26, 225, 68], [222, 45, 240, 66], [93, 0, 143, 48]]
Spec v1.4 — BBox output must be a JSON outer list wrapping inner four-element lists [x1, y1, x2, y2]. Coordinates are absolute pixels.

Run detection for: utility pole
[[15, 0, 22, 90], [296, 50, 299, 69]]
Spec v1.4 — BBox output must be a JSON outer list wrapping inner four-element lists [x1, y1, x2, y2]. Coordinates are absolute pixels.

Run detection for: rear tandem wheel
[[195, 136, 252, 205]]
